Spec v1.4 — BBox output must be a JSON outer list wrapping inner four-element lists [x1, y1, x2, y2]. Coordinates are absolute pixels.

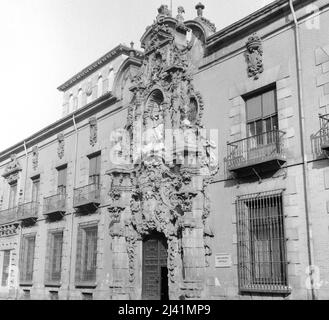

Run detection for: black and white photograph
[[0, 0, 327, 310]]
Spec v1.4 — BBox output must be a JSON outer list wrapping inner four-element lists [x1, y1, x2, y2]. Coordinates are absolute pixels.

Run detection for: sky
[[0, 0, 273, 151]]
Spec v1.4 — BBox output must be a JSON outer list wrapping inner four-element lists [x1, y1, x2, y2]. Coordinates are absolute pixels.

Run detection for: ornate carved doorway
[[142, 232, 169, 300]]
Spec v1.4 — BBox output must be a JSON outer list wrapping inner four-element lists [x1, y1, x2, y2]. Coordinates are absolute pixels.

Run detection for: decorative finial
[[195, 2, 205, 17], [129, 41, 135, 57], [176, 6, 185, 23]]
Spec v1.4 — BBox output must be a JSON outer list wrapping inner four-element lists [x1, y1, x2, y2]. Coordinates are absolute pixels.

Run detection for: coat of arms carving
[[245, 33, 264, 80]]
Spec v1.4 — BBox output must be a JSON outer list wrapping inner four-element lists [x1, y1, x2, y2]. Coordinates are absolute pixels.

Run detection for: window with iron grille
[[57, 165, 67, 196], [45, 230, 63, 285], [88, 153, 101, 187], [75, 224, 98, 285], [20, 234, 36, 284], [236, 190, 289, 294], [1, 250, 11, 287]]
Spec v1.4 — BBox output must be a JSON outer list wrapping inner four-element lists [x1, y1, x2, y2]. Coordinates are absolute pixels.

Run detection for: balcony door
[[246, 88, 278, 161], [57, 166, 67, 197], [8, 183, 17, 209]]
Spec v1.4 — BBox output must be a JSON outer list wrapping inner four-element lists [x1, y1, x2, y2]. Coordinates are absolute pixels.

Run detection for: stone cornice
[[205, 0, 314, 51], [57, 44, 144, 92], [0, 93, 118, 162]]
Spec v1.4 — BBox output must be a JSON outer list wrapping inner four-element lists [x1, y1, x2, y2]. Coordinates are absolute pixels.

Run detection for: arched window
[[78, 89, 83, 109], [68, 94, 74, 113], [97, 76, 103, 98], [108, 68, 114, 92]]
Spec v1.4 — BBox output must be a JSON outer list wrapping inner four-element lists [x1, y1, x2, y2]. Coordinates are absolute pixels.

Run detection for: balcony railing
[[73, 183, 101, 211], [17, 201, 39, 221], [319, 114, 329, 151], [226, 130, 286, 176], [0, 207, 18, 225], [43, 194, 66, 217]]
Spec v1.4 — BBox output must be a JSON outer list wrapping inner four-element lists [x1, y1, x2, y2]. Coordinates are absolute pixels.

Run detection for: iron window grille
[[75, 224, 98, 286], [1, 250, 11, 287], [45, 230, 64, 286], [236, 190, 289, 294], [19, 234, 36, 285]]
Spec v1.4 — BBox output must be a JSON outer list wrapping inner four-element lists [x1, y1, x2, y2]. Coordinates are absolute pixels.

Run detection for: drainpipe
[[66, 114, 79, 300], [289, 0, 316, 300]]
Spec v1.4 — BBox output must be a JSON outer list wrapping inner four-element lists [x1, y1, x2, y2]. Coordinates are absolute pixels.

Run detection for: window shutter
[[75, 227, 84, 283], [1, 251, 10, 286], [45, 232, 52, 283], [246, 95, 262, 122], [262, 89, 276, 118]]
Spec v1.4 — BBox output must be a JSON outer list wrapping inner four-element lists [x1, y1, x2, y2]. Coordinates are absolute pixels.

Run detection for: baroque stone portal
[[107, 4, 218, 300]]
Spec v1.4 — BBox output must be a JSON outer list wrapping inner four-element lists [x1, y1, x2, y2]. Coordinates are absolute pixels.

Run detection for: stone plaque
[[215, 253, 232, 268]]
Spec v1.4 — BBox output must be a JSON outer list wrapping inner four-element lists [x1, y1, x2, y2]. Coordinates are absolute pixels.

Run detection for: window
[[88, 154, 101, 187], [97, 76, 103, 98], [0, 250, 11, 287], [82, 292, 93, 300], [31, 176, 40, 203], [69, 94, 74, 113], [49, 291, 59, 300], [78, 89, 83, 109], [9, 183, 17, 209], [236, 191, 288, 293], [57, 166, 67, 196], [45, 230, 63, 285], [245, 87, 278, 145], [23, 290, 31, 300], [108, 68, 114, 91], [75, 224, 98, 285], [20, 234, 36, 284]]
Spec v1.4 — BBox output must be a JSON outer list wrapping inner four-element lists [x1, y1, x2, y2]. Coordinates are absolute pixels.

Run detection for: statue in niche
[[142, 98, 164, 160]]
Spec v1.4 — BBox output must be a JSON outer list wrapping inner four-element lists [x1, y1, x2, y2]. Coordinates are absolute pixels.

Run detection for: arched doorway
[[142, 232, 169, 300]]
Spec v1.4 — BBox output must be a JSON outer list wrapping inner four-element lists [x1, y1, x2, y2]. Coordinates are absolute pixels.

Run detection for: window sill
[[240, 285, 291, 295], [44, 282, 61, 288], [19, 281, 33, 287], [75, 282, 97, 289]]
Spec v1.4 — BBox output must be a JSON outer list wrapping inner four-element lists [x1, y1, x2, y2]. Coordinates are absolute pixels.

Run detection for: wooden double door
[[142, 233, 169, 300]]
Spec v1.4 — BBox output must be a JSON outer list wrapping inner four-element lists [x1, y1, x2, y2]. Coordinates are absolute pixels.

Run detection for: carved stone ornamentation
[[176, 6, 185, 24], [57, 133, 65, 159], [245, 33, 264, 80], [108, 7, 220, 299], [194, 3, 216, 33], [32, 146, 39, 171], [89, 117, 98, 147], [2, 154, 21, 183]]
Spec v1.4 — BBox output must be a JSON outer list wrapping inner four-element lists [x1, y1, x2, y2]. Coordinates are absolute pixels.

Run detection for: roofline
[[57, 44, 144, 92], [0, 93, 118, 162], [205, 0, 312, 49]]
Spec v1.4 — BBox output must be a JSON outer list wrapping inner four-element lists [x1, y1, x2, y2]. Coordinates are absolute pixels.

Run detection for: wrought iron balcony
[[73, 183, 101, 211], [0, 207, 18, 226], [226, 130, 286, 177], [319, 114, 329, 151], [17, 201, 39, 222], [43, 194, 66, 218]]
